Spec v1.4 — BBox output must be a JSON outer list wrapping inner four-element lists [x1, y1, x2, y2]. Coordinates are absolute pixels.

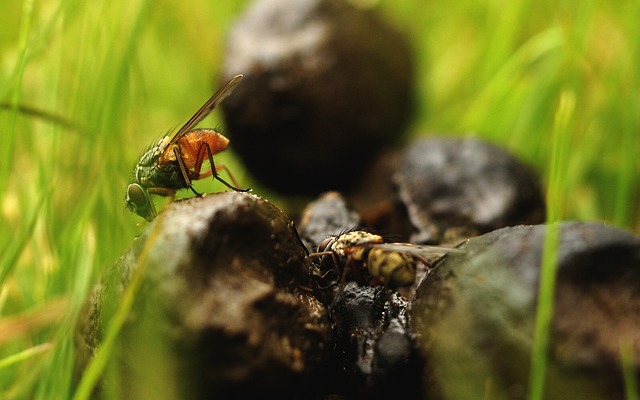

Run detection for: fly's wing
[[169, 74, 243, 146], [373, 242, 465, 263]]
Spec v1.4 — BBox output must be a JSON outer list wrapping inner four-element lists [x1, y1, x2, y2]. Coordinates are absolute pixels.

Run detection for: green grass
[[529, 90, 574, 400], [0, 0, 638, 398]]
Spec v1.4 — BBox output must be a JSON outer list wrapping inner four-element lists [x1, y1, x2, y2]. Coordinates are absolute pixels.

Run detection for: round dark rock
[[345, 148, 413, 240], [76, 192, 330, 399], [220, 0, 415, 195], [296, 192, 424, 398], [328, 282, 422, 400], [297, 191, 362, 253], [411, 221, 640, 400], [393, 137, 546, 244]]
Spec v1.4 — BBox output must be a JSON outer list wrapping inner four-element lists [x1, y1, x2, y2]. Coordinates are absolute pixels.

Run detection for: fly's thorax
[[141, 135, 171, 165], [132, 156, 162, 188], [132, 135, 186, 189], [344, 245, 367, 263], [132, 136, 168, 180], [133, 164, 148, 187], [367, 248, 416, 288], [155, 135, 172, 153], [162, 144, 180, 162], [330, 231, 384, 255]]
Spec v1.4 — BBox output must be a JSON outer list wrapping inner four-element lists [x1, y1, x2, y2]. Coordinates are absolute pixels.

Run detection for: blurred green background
[[0, 0, 638, 398]]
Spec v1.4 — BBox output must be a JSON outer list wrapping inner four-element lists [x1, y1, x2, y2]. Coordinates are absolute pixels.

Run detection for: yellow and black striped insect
[[125, 74, 249, 221], [308, 230, 463, 289]]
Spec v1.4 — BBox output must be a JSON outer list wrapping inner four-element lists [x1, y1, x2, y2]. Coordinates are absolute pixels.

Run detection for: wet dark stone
[[297, 191, 362, 253], [296, 192, 424, 399], [76, 192, 330, 399], [345, 149, 414, 241], [220, 0, 415, 195], [393, 137, 546, 244], [296, 190, 438, 303], [411, 221, 640, 400], [326, 282, 422, 400]]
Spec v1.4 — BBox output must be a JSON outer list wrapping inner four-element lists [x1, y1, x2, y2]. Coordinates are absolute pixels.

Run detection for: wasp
[[308, 230, 463, 289], [125, 74, 249, 221]]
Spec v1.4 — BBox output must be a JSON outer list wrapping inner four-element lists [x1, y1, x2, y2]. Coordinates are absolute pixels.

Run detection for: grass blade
[[0, 343, 52, 370], [620, 339, 639, 400], [0, 0, 35, 195], [72, 217, 163, 400], [528, 90, 575, 400], [0, 189, 48, 288]]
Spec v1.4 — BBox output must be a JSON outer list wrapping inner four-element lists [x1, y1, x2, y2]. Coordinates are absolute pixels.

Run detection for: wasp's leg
[[194, 142, 250, 192]]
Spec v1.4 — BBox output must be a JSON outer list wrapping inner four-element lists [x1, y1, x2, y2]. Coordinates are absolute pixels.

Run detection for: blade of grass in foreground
[[528, 90, 574, 400], [72, 216, 164, 400], [620, 339, 639, 400], [0, 189, 48, 288], [0, 0, 35, 195], [611, 10, 639, 228], [0, 343, 52, 370]]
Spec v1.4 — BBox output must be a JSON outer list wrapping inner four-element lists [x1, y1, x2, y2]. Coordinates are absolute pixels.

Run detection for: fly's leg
[[342, 247, 368, 284], [173, 148, 201, 196], [307, 250, 349, 311], [326, 256, 354, 312], [216, 164, 247, 191], [194, 142, 250, 192], [307, 250, 341, 283], [143, 187, 177, 223], [147, 187, 177, 200]]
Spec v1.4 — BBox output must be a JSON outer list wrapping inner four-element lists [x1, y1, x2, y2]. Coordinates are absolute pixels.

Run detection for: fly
[[125, 74, 249, 221], [308, 230, 463, 289]]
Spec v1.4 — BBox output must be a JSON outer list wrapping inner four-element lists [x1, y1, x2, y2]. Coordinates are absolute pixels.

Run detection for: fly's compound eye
[[125, 184, 148, 212], [317, 237, 335, 253], [125, 183, 157, 221]]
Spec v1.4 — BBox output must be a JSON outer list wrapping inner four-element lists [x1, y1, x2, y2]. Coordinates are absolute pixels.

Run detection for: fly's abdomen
[[367, 248, 416, 288]]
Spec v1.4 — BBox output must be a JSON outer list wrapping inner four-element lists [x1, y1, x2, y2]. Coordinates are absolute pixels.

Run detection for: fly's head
[[125, 183, 157, 222], [125, 136, 170, 221], [317, 236, 338, 255]]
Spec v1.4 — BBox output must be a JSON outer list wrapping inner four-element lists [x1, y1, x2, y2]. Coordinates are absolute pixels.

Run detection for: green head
[[125, 183, 157, 221]]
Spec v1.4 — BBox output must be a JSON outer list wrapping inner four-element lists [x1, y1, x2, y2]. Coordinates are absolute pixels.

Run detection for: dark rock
[[393, 137, 546, 244], [297, 192, 424, 398], [297, 191, 362, 253], [296, 191, 362, 307], [327, 282, 422, 400], [76, 192, 330, 399], [220, 0, 415, 195], [346, 149, 414, 241], [411, 221, 640, 400]]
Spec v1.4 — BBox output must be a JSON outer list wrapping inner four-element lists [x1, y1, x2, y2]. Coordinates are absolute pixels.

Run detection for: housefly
[[125, 74, 249, 221], [308, 230, 463, 289]]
